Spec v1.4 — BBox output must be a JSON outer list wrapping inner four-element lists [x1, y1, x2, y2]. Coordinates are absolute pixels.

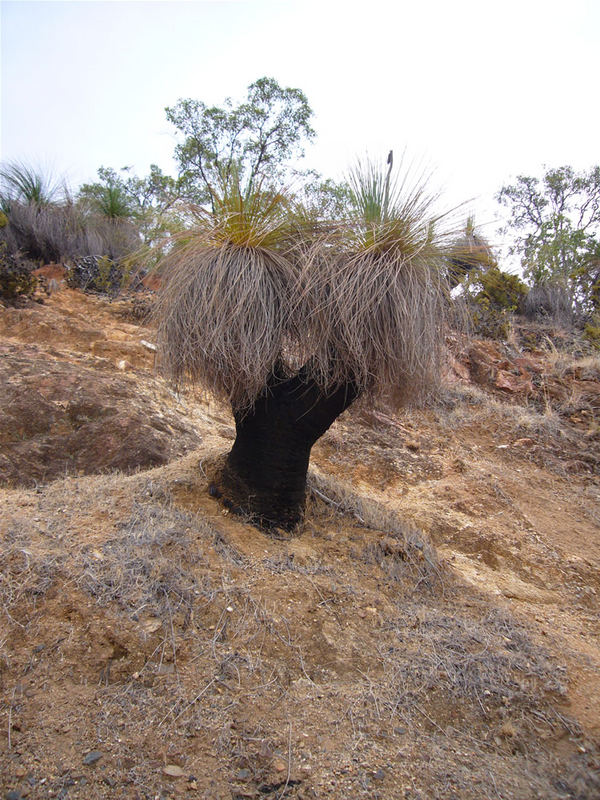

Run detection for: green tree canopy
[[165, 77, 315, 204], [497, 166, 600, 314], [78, 165, 182, 248]]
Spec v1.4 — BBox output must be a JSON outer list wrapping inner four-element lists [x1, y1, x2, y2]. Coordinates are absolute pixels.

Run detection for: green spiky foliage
[[95, 184, 132, 220], [0, 162, 62, 208]]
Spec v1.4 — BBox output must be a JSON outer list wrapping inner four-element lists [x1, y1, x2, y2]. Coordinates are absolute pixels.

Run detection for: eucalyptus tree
[[165, 77, 315, 205], [154, 155, 454, 531], [497, 165, 600, 314]]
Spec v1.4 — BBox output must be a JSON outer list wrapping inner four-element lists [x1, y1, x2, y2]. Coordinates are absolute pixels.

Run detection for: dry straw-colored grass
[[155, 241, 301, 409], [154, 158, 457, 411]]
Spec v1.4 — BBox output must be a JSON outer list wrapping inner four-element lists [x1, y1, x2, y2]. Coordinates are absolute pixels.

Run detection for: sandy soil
[[0, 288, 599, 799]]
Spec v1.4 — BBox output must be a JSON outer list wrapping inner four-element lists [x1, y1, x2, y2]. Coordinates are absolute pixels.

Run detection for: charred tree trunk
[[213, 367, 359, 531]]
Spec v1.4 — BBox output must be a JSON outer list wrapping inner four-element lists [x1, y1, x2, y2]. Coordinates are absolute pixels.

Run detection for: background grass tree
[[0, 161, 64, 209], [154, 155, 454, 531], [0, 161, 144, 265], [78, 164, 183, 250], [447, 215, 497, 287]]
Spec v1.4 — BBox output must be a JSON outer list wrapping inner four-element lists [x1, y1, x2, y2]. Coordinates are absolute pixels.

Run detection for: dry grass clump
[[154, 157, 455, 411], [74, 498, 211, 617], [435, 383, 565, 438], [0, 520, 58, 646], [522, 284, 573, 325], [544, 350, 600, 382], [379, 603, 567, 722], [307, 467, 440, 580]]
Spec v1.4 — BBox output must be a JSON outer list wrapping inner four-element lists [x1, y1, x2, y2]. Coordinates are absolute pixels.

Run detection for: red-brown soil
[[0, 287, 599, 799]]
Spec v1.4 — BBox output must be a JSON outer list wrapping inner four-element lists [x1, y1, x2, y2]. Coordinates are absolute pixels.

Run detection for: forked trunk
[[213, 368, 359, 531]]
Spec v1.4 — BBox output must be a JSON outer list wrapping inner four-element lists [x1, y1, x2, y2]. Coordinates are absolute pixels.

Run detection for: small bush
[[0, 242, 37, 302], [66, 255, 130, 295], [583, 318, 600, 349], [464, 265, 528, 340]]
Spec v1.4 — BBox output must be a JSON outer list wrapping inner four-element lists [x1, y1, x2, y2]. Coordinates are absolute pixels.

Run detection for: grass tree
[[447, 215, 497, 287], [0, 161, 63, 209], [155, 156, 453, 531]]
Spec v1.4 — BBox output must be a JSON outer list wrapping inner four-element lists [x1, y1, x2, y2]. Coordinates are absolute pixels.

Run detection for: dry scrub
[[1, 462, 598, 799]]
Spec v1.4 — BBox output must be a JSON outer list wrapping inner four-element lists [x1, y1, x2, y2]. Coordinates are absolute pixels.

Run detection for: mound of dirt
[[0, 341, 201, 486]]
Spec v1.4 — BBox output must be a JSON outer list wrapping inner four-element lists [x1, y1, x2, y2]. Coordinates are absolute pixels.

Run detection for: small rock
[[162, 764, 185, 778], [235, 768, 251, 781], [272, 758, 287, 773], [142, 618, 162, 634], [373, 768, 385, 781], [513, 437, 535, 448], [6, 791, 22, 800], [82, 750, 103, 766]]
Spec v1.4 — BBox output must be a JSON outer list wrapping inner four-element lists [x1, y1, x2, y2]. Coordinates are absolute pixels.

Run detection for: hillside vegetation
[[0, 284, 599, 799]]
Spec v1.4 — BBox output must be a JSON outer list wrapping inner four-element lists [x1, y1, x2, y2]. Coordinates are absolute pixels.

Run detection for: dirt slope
[[0, 288, 599, 799]]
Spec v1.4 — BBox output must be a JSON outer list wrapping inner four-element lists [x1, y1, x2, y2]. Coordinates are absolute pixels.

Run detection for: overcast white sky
[[1, 0, 599, 250]]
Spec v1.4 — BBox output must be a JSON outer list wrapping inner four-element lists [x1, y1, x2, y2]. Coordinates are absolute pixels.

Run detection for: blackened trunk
[[215, 370, 359, 531]]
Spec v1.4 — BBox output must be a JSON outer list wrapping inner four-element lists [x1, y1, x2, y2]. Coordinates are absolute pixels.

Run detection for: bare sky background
[[1, 0, 599, 249]]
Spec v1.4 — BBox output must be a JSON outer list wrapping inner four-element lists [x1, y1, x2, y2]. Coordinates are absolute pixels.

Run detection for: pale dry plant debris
[[0, 521, 58, 635], [307, 468, 439, 579], [75, 499, 209, 618]]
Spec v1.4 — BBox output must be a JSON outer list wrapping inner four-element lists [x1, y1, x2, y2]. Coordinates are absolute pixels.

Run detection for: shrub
[[463, 265, 528, 339], [0, 242, 37, 303], [65, 255, 131, 295], [583, 317, 600, 349]]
